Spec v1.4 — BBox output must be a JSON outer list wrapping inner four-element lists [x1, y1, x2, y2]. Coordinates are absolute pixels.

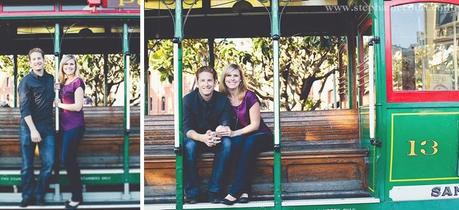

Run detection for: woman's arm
[[231, 102, 261, 137], [58, 87, 84, 112]]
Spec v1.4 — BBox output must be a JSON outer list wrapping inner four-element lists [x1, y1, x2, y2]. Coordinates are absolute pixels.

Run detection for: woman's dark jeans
[[229, 132, 273, 197], [61, 126, 84, 202]]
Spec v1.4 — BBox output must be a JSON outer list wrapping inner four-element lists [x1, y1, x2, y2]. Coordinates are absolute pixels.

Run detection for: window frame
[[385, 0, 459, 102]]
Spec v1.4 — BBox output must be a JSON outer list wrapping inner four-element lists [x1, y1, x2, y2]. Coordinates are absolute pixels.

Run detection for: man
[[183, 66, 234, 204], [18, 48, 55, 207]]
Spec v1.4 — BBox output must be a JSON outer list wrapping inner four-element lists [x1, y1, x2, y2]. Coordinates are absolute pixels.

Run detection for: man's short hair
[[28, 48, 44, 59], [196, 66, 217, 81]]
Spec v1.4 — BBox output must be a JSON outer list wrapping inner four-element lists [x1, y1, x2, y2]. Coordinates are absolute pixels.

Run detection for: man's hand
[[216, 125, 232, 137], [30, 129, 42, 143], [201, 130, 220, 147]]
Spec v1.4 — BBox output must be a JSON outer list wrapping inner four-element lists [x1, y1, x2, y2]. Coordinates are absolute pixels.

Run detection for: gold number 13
[[408, 140, 439, 156]]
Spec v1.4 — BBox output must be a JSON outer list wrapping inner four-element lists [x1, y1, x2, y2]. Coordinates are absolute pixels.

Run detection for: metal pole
[[346, 36, 354, 109], [13, 55, 18, 108], [356, 32, 361, 107], [208, 38, 215, 68], [122, 23, 131, 200], [368, 41, 375, 140], [333, 71, 337, 109], [174, 1, 184, 209], [53, 23, 61, 201], [103, 53, 109, 106], [144, 40, 149, 115], [271, 0, 282, 208], [54, 23, 60, 133]]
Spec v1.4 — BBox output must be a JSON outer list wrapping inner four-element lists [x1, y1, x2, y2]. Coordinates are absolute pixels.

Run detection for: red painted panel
[[385, 0, 459, 102]]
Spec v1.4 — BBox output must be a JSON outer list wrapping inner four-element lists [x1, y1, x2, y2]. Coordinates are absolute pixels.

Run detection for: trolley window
[[386, 0, 459, 102], [2, 0, 54, 12]]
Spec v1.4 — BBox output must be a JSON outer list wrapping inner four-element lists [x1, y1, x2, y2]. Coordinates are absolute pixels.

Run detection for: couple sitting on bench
[[183, 64, 273, 205]]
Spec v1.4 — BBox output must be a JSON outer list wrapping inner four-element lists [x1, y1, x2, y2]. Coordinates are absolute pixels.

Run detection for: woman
[[218, 63, 273, 205], [55, 55, 84, 209]]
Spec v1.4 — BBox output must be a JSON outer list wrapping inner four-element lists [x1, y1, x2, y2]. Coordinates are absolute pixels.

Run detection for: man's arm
[[18, 79, 41, 142], [183, 95, 215, 146], [23, 116, 41, 142]]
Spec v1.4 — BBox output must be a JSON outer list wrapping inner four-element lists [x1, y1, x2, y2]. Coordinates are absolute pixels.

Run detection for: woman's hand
[[54, 98, 61, 107], [54, 82, 60, 91], [216, 125, 232, 137]]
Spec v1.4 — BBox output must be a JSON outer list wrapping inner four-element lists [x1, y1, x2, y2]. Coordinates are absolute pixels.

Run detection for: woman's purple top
[[232, 90, 271, 135], [59, 77, 85, 131]]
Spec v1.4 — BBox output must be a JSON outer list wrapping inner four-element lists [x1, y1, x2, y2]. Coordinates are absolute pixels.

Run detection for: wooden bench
[[144, 109, 369, 203], [0, 106, 140, 169]]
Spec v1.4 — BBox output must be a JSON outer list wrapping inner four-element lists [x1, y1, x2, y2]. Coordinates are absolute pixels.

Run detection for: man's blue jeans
[[20, 124, 55, 201], [183, 137, 232, 199]]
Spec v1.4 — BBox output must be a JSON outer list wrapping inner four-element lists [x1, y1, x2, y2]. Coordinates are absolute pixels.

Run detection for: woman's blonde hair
[[219, 63, 247, 101], [58, 55, 80, 85]]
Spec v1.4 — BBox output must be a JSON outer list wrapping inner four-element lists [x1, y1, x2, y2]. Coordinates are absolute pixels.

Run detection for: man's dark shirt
[[183, 89, 234, 136], [18, 70, 55, 135]]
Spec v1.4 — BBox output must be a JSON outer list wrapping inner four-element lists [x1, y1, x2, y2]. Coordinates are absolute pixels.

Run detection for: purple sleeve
[[246, 90, 260, 110], [74, 78, 85, 92]]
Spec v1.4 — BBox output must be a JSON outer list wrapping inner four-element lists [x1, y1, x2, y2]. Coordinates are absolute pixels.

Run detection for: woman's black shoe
[[238, 193, 249, 203], [221, 197, 236, 205], [238, 196, 249, 203]]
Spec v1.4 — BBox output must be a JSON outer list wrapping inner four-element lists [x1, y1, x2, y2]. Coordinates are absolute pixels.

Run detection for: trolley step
[[144, 197, 380, 209], [0, 168, 140, 186], [0, 202, 140, 209]]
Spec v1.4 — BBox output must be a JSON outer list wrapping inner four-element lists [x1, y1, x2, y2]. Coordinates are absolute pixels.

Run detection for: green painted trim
[[271, 0, 282, 209], [122, 23, 130, 184], [175, 44, 184, 210], [0, 172, 140, 186], [175, 1, 184, 209], [0, 15, 139, 20], [372, 0, 387, 201], [389, 111, 459, 182]]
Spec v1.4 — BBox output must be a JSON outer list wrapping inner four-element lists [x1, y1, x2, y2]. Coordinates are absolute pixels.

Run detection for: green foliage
[[0, 55, 54, 81], [149, 36, 341, 111], [77, 54, 140, 106], [0, 54, 140, 106]]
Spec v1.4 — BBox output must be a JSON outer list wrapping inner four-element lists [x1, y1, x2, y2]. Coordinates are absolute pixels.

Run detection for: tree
[[150, 36, 343, 111], [0, 54, 140, 106]]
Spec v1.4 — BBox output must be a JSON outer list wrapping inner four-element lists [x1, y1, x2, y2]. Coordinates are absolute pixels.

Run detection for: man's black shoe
[[19, 198, 34, 207], [208, 192, 221, 204], [35, 199, 45, 206], [185, 196, 198, 204]]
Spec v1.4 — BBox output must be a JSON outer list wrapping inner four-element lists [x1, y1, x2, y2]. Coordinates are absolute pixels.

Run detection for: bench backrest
[[0, 106, 140, 168], [145, 109, 358, 145]]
